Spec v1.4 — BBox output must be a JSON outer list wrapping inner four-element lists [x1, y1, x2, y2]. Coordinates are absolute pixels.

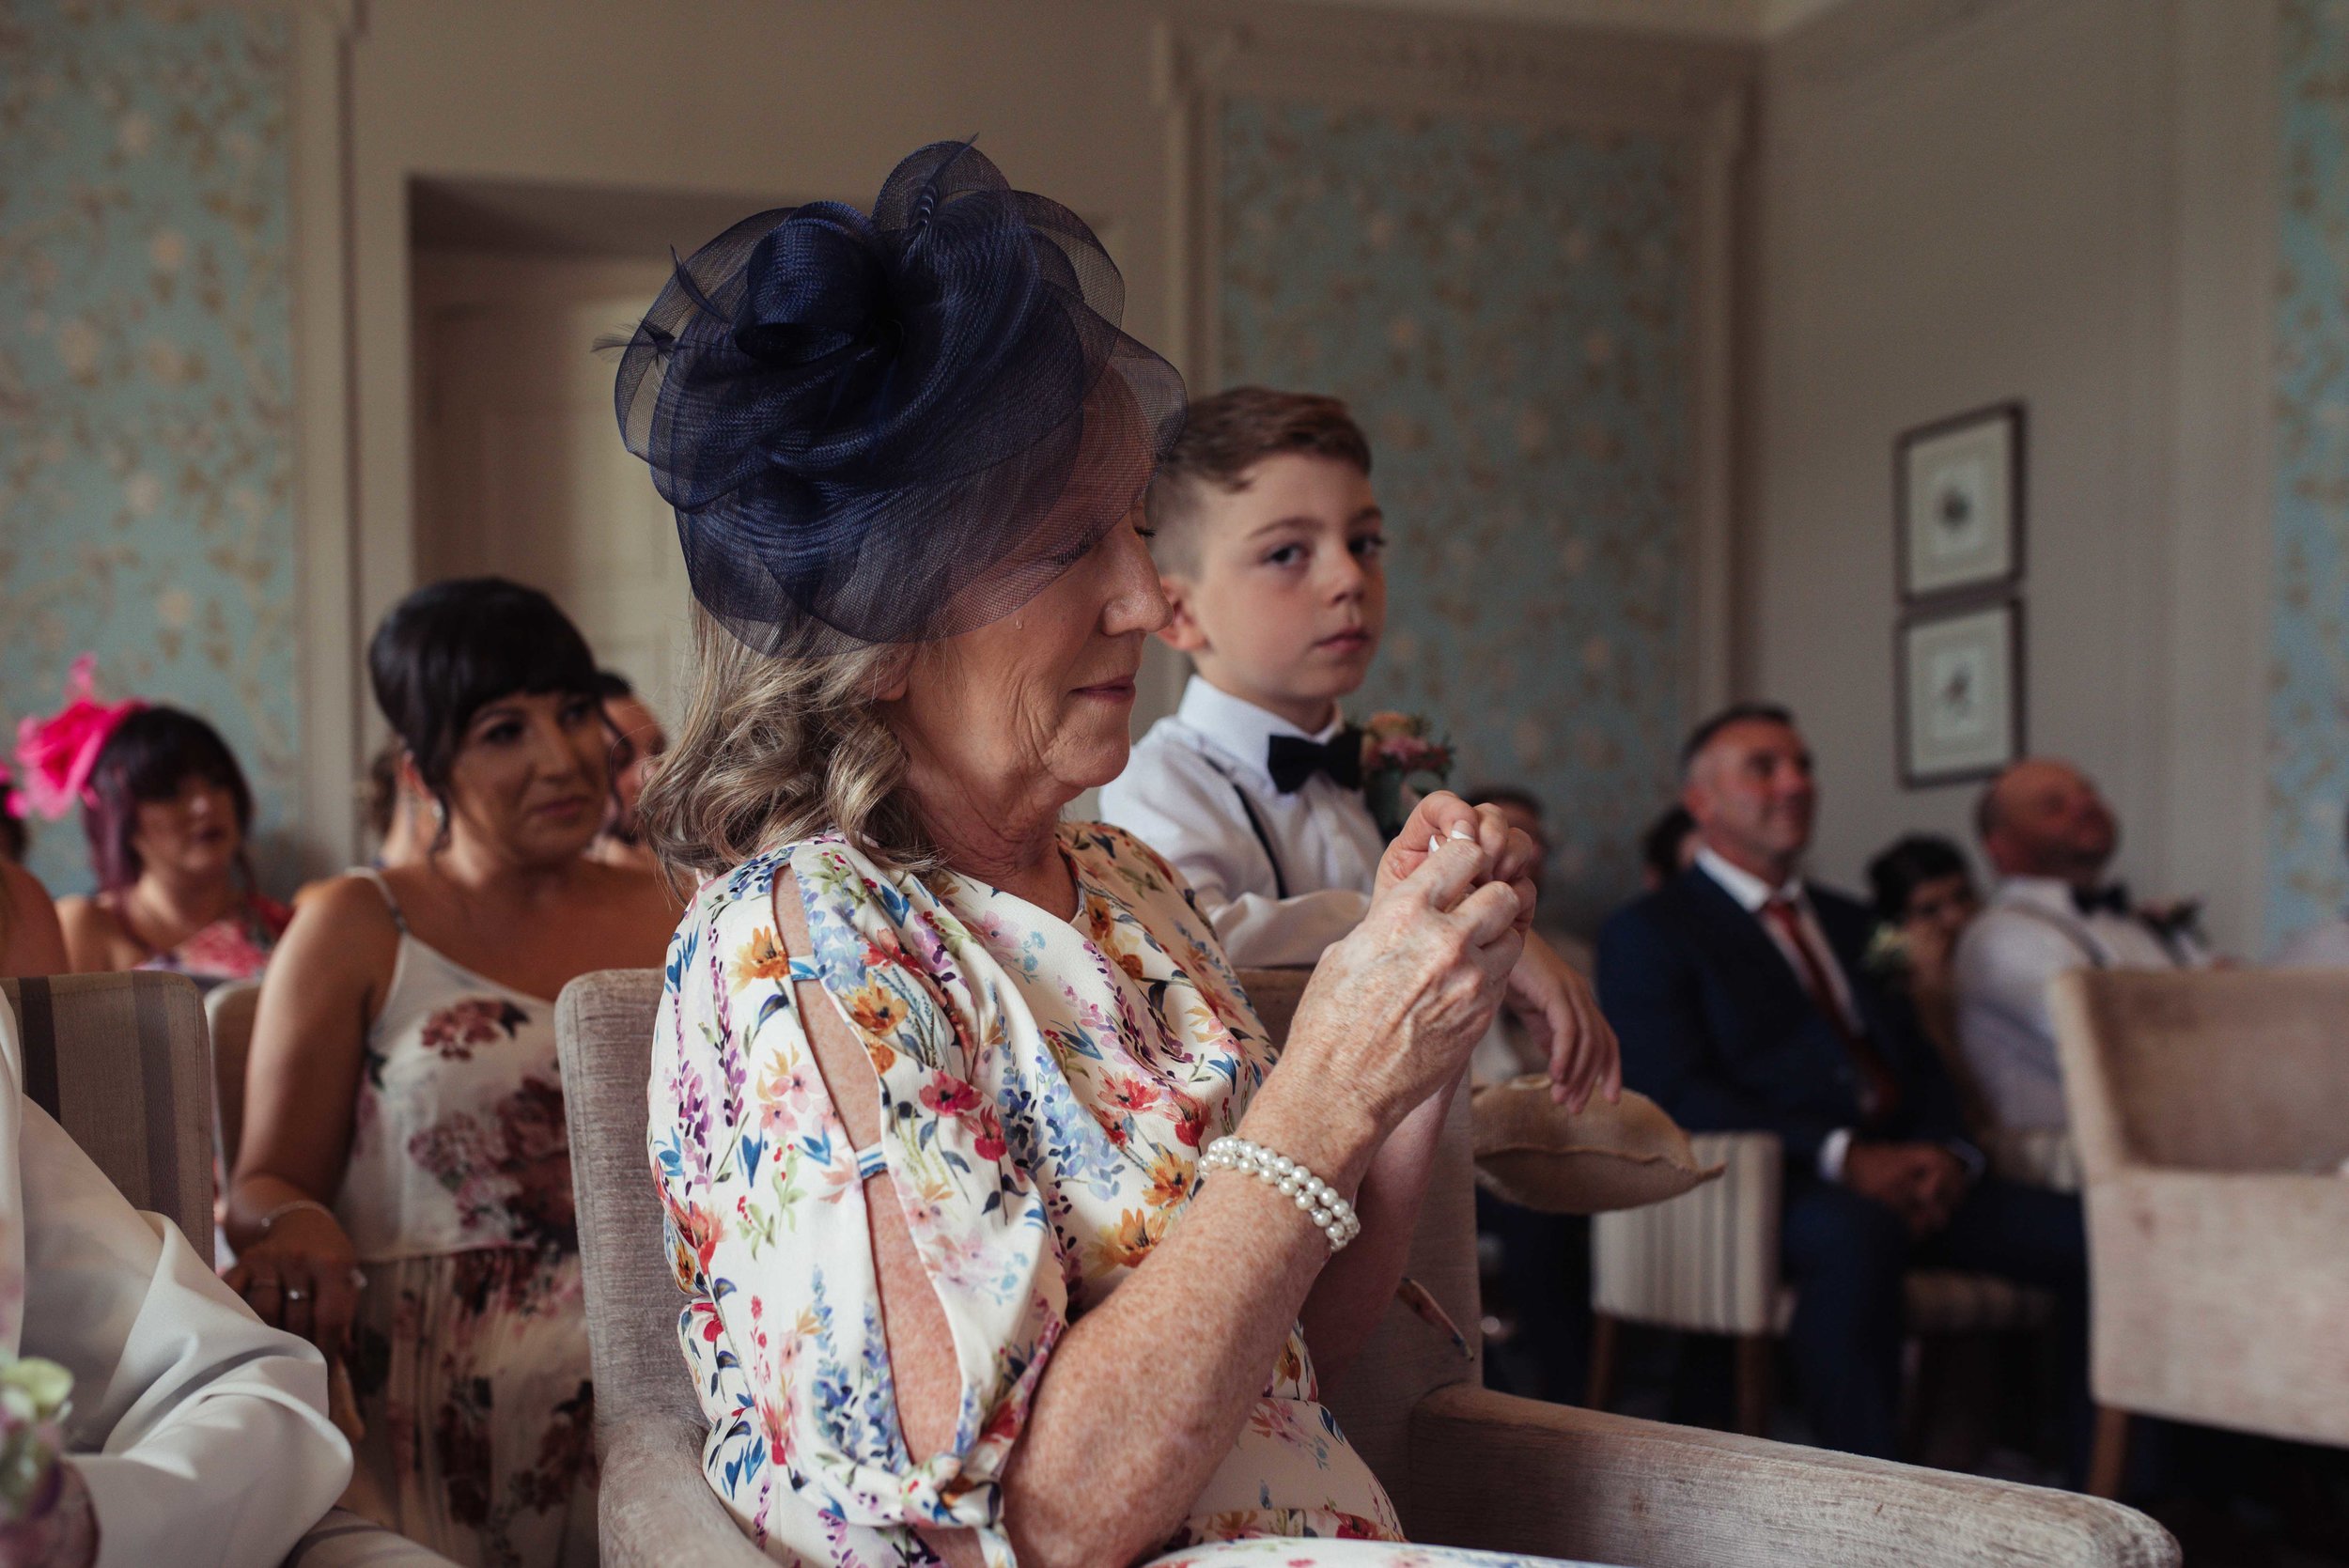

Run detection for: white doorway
[[412, 249, 688, 722]]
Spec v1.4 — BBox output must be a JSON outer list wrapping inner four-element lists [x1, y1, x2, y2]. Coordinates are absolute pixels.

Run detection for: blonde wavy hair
[[639, 607, 937, 880]]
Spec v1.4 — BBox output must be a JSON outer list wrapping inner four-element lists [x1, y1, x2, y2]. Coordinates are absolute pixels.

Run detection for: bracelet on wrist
[[1200, 1136, 1361, 1252], [256, 1196, 336, 1236]]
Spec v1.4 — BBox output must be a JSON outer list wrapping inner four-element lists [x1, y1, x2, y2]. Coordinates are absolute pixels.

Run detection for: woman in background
[[1865, 832, 1982, 1075], [52, 706, 289, 989], [225, 578, 674, 1568]]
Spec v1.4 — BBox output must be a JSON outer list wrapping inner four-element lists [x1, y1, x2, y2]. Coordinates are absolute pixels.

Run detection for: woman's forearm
[[1295, 1068, 1461, 1392], [997, 1079, 1377, 1568]]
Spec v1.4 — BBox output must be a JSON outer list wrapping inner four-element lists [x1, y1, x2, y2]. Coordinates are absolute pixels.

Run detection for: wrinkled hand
[[0, 1462, 94, 1568], [222, 1207, 365, 1356], [1503, 934, 1622, 1111], [1377, 792, 1539, 932], [1271, 831, 1526, 1160], [1843, 1141, 1967, 1236]]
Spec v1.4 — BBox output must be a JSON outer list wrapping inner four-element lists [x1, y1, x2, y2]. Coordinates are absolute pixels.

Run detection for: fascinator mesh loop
[[614, 141, 1186, 651]]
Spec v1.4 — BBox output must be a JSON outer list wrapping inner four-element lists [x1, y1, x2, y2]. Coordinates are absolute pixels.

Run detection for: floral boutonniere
[[1358, 710, 1454, 838], [0, 1356, 72, 1524]]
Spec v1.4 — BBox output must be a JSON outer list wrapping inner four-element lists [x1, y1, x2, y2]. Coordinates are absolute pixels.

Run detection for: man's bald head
[[1974, 757, 2119, 883]]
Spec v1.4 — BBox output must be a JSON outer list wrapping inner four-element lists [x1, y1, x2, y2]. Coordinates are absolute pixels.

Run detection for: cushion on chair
[[1470, 1077, 1723, 1214]]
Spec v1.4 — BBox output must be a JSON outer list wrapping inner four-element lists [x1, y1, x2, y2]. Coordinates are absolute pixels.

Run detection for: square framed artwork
[[1898, 598, 2024, 787], [1896, 401, 2025, 601]]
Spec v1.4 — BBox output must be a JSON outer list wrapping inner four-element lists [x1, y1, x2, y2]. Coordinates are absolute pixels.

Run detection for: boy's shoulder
[[1100, 713, 1249, 831]]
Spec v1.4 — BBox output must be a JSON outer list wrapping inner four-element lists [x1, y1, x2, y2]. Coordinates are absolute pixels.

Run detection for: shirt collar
[[1695, 844, 1803, 914], [1175, 675, 1346, 783], [1997, 876, 2084, 917]]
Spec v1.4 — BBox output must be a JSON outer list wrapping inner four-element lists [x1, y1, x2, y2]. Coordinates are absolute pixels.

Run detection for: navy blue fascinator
[[613, 141, 1186, 651]]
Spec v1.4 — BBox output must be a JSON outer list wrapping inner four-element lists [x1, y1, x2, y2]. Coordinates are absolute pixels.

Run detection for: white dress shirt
[[1952, 875, 2212, 1133], [1100, 675, 1385, 967], [2277, 915, 2349, 969], [0, 1007, 351, 1568], [1693, 846, 1866, 1181]]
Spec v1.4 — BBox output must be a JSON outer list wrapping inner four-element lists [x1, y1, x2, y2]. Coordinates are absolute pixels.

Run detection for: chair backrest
[[554, 968, 701, 1436], [1, 972, 215, 1257], [206, 979, 261, 1172], [555, 963, 1486, 1527], [2050, 967, 2349, 1179]]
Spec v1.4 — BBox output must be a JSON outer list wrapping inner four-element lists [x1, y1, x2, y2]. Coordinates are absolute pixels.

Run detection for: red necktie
[[1761, 897, 1902, 1125]]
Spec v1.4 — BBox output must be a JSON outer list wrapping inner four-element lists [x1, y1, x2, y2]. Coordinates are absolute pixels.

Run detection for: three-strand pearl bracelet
[[1200, 1136, 1361, 1252]]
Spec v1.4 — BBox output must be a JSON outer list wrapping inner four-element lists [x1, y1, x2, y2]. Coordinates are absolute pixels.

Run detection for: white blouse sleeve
[[15, 1098, 351, 1568]]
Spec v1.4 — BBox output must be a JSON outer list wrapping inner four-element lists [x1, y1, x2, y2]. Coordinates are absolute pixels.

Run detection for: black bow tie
[[1268, 728, 1364, 794], [2073, 883, 2131, 917]]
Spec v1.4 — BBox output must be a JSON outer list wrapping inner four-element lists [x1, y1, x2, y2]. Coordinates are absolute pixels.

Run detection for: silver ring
[[283, 1287, 308, 1302]]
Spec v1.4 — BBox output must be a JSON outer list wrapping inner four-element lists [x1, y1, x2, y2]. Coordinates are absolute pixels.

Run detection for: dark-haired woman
[[1864, 833, 1982, 1087], [225, 578, 674, 1567], [52, 706, 288, 986]]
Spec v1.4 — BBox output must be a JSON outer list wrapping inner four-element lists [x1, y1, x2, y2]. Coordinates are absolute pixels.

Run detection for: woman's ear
[[1155, 574, 1209, 655], [396, 748, 429, 800], [868, 648, 914, 705]]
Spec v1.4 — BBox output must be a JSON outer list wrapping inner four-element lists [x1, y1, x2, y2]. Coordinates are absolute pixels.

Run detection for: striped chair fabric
[[3, 971, 214, 1256]]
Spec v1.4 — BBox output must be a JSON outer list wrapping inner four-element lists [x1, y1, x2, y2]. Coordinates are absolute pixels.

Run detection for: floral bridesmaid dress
[[649, 825, 1594, 1568], [334, 871, 597, 1567]]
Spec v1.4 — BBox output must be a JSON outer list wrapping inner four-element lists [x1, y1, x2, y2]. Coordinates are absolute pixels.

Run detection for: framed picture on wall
[[1896, 401, 2024, 601], [1899, 598, 2023, 787]]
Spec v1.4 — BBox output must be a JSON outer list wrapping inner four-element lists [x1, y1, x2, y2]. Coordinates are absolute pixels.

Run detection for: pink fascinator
[[13, 656, 144, 820]]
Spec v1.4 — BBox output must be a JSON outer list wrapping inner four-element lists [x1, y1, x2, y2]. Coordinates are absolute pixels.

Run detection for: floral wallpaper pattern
[[0, 0, 295, 894], [2271, 0, 2349, 948], [1219, 98, 1688, 929]]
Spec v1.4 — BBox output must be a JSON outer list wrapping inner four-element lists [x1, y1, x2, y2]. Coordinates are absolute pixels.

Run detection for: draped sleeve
[[649, 840, 1073, 1568]]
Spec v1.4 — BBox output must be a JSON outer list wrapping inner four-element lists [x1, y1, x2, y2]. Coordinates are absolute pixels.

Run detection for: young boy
[[1100, 386, 1390, 967], [1102, 383, 1616, 1111]]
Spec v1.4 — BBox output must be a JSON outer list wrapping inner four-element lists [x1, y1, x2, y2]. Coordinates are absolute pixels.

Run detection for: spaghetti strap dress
[[650, 824, 1596, 1567], [333, 870, 597, 1567]]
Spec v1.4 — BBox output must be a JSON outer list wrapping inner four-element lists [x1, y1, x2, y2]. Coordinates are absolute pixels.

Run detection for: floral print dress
[[334, 872, 596, 1567], [650, 825, 1595, 1568], [131, 891, 290, 990]]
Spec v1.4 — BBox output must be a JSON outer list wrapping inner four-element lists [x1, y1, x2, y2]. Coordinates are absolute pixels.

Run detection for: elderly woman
[[226, 579, 677, 1566], [626, 144, 1618, 1568]]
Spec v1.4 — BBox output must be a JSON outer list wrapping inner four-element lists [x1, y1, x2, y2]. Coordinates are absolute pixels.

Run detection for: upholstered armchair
[[1587, 1130, 2055, 1436], [559, 965, 2173, 1566], [2048, 968, 2349, 1494]]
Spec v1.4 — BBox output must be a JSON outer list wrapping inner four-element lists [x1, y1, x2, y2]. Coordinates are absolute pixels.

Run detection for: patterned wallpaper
[[1219, 98, 1688, 931], [2271, 0, 2349, 947], [0, 0, 295, 895]]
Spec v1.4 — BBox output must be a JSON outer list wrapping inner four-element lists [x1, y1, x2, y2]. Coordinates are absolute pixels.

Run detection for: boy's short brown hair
[[1144, 386, 1372, 570]]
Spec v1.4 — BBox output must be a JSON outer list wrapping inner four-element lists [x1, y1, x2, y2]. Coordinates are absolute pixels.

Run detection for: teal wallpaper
[[0, 0, 295, 894], [2271, 0, 2349, 948], [1219, 98, 1688, 930]]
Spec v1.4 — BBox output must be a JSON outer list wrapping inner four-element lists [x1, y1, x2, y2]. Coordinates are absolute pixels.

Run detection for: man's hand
[[1502, 934, 1622, 1111], [1842, 1141, 1968, 1236]]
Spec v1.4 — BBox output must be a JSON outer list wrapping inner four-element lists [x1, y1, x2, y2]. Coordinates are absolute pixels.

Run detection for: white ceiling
[[1289, 0, 1852, 40]]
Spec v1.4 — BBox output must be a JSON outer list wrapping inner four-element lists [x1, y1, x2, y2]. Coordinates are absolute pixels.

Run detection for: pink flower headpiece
[[13, 656, 144, 821]]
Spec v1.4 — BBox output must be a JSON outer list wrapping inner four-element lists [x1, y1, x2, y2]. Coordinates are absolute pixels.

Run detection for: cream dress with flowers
[[649, 823, 1592, 1568]]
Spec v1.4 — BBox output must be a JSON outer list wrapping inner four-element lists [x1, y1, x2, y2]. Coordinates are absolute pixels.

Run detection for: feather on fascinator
[[612, 140, 1186, 652], [13, 656, 143, 820]]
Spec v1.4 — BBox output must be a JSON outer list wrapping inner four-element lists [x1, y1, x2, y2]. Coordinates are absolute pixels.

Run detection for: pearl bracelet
[[1201, 1136, 1361, 1252]]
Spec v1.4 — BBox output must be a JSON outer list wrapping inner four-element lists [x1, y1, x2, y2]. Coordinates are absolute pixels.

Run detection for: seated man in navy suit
[[1596, 703, 2084, 1462]]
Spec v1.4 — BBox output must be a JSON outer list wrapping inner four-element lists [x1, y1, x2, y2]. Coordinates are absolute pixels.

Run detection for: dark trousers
[[1781, 1173, 2087, 1464]]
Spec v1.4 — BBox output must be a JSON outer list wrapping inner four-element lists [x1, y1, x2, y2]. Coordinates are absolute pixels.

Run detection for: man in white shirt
[[1953, 757, 2213, 1134], [0, 1005, 351, 1568]]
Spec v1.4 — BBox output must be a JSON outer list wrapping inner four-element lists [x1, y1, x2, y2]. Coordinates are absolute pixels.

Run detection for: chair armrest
[[598, 1413, 771, 1568], [1591, 1131, 1781, 1335], [1403, 1384, 2178, 1568]]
